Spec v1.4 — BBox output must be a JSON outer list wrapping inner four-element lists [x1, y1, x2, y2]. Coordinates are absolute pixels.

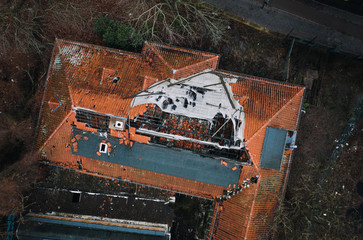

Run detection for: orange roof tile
[[36, 39, 306, 240], [226, 71, 304, 141], [39, 112, 228, 199], [144, 42, 219, 70], [143, 42, 219, 79]]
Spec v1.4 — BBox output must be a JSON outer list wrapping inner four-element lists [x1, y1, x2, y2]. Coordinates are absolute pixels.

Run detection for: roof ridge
[[145, 42, 174, 71], [57, 38, 142, 57], [40, 111, 74, 151], [147, 41, 218, 57], [146, 41, 220, 72], [246, 87, 305, 146], [216, 69, 305, 89], [173, 55, 219, 73]]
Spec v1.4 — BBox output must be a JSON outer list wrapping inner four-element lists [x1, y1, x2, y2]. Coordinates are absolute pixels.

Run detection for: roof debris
[[132, 71, 245, 146]]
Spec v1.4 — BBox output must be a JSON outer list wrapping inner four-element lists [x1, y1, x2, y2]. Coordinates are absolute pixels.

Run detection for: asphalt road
[[204, 0, 363, 56], [315, 0, 363, 16], [270, 0, 363, 40]]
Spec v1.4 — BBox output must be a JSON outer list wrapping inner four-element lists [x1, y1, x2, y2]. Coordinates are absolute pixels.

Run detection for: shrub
[[95, 16, 115, 36], [95, 17, 143, 49]]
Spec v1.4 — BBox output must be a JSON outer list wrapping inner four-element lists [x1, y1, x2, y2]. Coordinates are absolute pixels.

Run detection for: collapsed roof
[[132, 71, 245, 148]]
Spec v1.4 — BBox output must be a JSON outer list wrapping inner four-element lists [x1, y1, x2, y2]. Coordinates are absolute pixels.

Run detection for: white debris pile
[[131, 71, 245, 145]]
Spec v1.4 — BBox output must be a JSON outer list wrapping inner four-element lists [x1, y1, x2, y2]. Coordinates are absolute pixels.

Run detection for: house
[[33, 39, 305, 239]]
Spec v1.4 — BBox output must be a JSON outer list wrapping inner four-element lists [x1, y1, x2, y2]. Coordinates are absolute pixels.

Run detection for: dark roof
[[26, 187, 173, 225], [17, 216, 167, 240], [259, 127, 287, 170]]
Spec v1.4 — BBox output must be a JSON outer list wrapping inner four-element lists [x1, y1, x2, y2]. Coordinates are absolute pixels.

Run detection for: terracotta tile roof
[[39, 112, 229, 199], [210, 84, 305, 239], [225, 71, 304, 141], [143, 42, 219, 79], [60, 40, 145, 117], [211, 165, 258, 240], [36, 39, 305, 239]]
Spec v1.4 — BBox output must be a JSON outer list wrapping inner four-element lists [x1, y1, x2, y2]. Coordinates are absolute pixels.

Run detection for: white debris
[[59, 44, 92, 66], [131, 71, 245, 145], [135, 197, 165, 203], [99, 131, 108, 138], [137, 128, 244, 149]]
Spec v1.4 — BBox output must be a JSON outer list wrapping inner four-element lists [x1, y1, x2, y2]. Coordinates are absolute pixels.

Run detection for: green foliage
[[95, 16, 115, 36], [95, 17, 143, 49], [302, 102, 310, 110]]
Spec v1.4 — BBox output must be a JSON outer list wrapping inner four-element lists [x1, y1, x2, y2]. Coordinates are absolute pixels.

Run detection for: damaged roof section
[[131, 71, 245, 149]]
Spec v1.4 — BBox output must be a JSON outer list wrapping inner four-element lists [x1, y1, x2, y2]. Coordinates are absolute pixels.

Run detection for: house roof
[[18, 186, 172, 240], [18, 219, 167, 240], [144, 42, 219, 70], [36, 39, 305, 239]]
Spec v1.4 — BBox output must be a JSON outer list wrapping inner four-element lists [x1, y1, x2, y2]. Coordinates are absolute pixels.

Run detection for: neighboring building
[[33, 39, 305, 239], [17, 187, 173, 240]]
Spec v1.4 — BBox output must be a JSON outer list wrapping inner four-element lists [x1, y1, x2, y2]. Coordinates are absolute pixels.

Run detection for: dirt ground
[[0, 0, 362, 239], [277, 50, 363, 239]]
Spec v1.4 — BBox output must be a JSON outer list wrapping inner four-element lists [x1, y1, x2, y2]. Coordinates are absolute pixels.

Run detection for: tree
[[95, 17, 143, 49]]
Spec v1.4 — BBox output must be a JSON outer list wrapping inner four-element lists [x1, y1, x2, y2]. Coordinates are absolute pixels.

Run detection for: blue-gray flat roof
[[18, 216, 166, 240], [71, 128, 241, 187], [259, 127, 287, 171]]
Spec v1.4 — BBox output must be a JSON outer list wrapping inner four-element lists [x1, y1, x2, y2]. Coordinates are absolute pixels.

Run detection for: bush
[[95, 17, 143, 49], [95, 16, 115, 36]]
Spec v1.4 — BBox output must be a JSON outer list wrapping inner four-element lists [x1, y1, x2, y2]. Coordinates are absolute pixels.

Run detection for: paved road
[[204, 0, 363, 57], [315, 0, 363, 16]]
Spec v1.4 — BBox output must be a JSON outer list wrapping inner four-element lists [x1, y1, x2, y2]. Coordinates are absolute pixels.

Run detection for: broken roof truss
[[131, 71, 246, 150]]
